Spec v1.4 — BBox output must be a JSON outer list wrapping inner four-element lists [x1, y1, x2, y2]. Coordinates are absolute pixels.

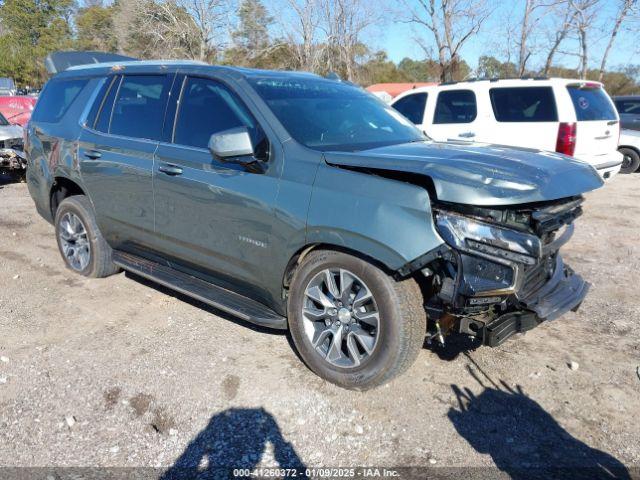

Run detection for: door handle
[[158, 164, 183, 176], [458, 132, 476, 138], [83, 150, 102, 160]]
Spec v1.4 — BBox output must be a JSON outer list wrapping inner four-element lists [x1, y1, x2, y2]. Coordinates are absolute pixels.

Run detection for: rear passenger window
[[392, 93, 428, 124], [174, 77, 264, 152], [490, 87, 558, 122], [109, 75, 170, 140], [31, 78, 88, 123], [434, 90, 476, 124], [567, 86, 617, 121]]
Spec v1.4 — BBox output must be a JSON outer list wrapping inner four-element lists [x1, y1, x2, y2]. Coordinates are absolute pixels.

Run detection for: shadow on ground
[[424, 334, 482, 361], [449, 358, 630, 480], [161, 408, 305, 479]]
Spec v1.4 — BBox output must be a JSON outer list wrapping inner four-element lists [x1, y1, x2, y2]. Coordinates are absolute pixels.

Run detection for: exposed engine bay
[[422, 196, 588, 347]]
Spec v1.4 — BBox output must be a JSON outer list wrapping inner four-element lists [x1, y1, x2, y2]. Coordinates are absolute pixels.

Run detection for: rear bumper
[[577, 151, 623, 180], [480, 256, 589, 347]]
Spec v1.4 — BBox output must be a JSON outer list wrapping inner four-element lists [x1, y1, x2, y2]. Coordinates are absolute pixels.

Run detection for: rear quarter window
[[392, 93, 428, 124], [490, 87, 558, 122], [31, 77, 89, 123], [567, 86, 617, 121]]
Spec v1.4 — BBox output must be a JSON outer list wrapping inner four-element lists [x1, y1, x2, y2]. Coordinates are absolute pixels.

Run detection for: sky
[[379, 0, 639, 72]]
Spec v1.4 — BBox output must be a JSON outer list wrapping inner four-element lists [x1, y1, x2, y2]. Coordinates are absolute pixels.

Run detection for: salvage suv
[[26, 60, 603, 389]]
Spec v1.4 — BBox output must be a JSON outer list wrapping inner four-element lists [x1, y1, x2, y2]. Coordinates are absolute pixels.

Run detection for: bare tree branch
[[598, 0, 637, 81]]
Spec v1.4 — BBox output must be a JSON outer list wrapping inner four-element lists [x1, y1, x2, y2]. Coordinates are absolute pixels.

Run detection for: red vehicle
[[0, 96, 37, 127]]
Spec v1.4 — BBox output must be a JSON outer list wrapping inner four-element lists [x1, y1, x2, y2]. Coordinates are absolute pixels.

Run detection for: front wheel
[[288, 250, 426, 390], [619, 147, 640, 174]]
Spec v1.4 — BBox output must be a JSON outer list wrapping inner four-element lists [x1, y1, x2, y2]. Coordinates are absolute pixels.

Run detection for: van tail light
[[556, 122, 577, 156]]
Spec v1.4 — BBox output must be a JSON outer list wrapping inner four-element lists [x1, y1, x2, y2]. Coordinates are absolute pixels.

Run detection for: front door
[[79, 73, 173, 249], [153, 76, 280, 304]]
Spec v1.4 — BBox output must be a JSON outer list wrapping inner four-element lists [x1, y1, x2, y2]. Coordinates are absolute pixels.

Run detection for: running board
[[112, 251, 287, 330]]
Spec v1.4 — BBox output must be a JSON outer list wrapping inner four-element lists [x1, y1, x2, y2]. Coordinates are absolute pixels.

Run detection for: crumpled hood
[[324, 141, 604, 206], [0, 124, 23, 142]]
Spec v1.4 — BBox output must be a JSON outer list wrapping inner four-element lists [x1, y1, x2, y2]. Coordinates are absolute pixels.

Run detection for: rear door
[[565, 83, 619, 164], [78, 73, 174, 249], [426, 89, 479, 142], [483, 86, 559, 151]]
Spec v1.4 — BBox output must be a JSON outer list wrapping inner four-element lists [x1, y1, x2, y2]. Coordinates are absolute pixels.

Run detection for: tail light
[[556, 122, 577, 156]]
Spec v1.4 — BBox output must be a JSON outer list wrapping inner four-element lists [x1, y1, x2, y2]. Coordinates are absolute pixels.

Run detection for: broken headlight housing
[[435, 211, 542, 297]]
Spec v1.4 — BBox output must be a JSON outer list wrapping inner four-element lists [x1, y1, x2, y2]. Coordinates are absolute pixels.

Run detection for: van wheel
[[288, 250, 426, 390], [54, 195, 120, 278], [619, 147, 640, 174]]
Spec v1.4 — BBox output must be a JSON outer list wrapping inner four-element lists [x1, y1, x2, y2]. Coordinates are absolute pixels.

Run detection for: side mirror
[[208, 127, 254, 160]]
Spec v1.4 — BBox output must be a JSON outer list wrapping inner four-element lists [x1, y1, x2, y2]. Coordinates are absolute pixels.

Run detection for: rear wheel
[[54, 195, 120, 278], [288, 250, 426, 390], [619, 147, 640, 174]]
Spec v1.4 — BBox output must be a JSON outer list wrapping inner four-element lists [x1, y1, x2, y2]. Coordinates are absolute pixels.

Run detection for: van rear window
[[31, 78, 88, 123], [567, 85, 617, 121], [490, 87, 558, 122]]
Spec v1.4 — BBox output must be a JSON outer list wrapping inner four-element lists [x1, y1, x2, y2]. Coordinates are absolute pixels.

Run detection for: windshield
[[0, 112, 9, 126], [248, 76, 424, 151]]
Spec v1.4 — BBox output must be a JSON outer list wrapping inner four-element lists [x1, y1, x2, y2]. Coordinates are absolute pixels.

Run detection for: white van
[[391, 78, 623, 180]]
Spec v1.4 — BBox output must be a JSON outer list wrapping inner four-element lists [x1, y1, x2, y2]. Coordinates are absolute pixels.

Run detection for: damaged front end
[[0, 137, 26, 179], [423, 196, 588, 347]]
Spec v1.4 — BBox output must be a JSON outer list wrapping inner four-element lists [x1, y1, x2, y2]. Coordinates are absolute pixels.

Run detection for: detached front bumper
[[480, 256, 589, 347]]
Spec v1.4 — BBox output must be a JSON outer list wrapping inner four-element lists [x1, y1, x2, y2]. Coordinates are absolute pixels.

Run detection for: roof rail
[[438, 75, 551, 86], [45, 51, 139, 74]]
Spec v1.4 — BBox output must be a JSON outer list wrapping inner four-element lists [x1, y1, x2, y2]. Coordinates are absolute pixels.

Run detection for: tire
[[288, 250, 426, 390], [619, 147, 640, 174], [54, 195, 120, 278]]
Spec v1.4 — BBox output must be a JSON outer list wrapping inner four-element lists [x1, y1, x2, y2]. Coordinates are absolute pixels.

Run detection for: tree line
[[0, 0, 638, 94]]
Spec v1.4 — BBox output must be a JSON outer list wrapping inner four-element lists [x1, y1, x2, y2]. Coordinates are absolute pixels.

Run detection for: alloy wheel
[[302, 268, 380, 368], [58, 212, 91, 271]]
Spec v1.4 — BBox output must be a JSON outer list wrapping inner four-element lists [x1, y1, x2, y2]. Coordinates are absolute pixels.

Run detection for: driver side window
[[173, 77, 268, 159]]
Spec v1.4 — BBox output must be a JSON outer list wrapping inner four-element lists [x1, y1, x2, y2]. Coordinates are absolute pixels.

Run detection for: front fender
[[307, 162, 445, 273]]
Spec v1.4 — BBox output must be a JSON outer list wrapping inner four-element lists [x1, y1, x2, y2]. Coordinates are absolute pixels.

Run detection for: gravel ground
[[0, 175, 639, 478]]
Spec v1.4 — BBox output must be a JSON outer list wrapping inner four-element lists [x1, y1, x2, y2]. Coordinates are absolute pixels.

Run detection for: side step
[[112, 251, 287, 330]]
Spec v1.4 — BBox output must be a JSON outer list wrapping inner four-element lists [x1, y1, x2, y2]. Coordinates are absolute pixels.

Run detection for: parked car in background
[[366, 82, 436, 100], [613, 95, 640, 132], [391, 78, 623, 180], [26, 59, 602, 389], [0, 110, 25, 180], [618, 129, 640, 173], [0, 77, 17, 96], [0, 96, 38, 127]]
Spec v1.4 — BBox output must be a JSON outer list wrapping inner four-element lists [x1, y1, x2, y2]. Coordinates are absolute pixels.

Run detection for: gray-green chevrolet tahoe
[[26, 60, 603, 389]]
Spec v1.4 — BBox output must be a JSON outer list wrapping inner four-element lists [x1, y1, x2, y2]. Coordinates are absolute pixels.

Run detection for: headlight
[[435, 211, 543, 297], [435, 211, 541, 266]]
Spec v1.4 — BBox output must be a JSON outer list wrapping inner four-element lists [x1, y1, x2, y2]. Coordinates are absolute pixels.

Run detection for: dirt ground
[[0, 175, 639, 478]]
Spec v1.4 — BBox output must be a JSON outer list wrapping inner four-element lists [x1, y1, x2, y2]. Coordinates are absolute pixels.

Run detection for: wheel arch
[[282, 243, 398, 290], [50, 176, 87, 218], [618, 144, 640, 156]]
